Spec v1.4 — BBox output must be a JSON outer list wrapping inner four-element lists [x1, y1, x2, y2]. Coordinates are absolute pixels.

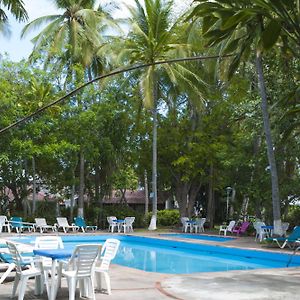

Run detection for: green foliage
[[157, 209, 180, 226], [286, 206, 300, 229]]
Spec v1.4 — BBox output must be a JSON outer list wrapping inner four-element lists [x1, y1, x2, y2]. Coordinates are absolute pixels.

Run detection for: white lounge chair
[[61, 244, 101, 300], [6, 241, 43, 300], [219, 220, 236, 236], [55, 217, 79, 233], [94, 238, 120, 295], [35, 218, 56, 233], [0, 216, 11, 233], [253, 221, 270, 242]]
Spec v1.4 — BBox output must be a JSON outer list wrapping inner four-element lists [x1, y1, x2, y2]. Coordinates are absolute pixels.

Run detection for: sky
[[0, 0, 192, 62]]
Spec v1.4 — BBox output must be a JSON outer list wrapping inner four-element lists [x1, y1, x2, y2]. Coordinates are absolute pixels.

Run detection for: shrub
[[286, 206, 300, 229], [157, 209, 180, 226]]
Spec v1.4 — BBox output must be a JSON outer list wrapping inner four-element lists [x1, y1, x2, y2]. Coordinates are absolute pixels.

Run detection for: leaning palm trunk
[[255, 52, 282, 235]]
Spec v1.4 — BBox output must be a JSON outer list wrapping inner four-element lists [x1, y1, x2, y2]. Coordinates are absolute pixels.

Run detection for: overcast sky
[[0, 0, 192, 62]]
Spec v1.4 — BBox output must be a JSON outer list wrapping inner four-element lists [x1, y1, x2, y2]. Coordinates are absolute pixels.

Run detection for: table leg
[[50, 259, 58, 300]]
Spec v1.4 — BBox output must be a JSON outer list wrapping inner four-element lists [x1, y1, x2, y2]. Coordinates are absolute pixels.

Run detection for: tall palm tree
[[22, 0, 118, 217], [190, 0, 300, 235], [119, 0, 202, 229], [0, 0, 27, 36]]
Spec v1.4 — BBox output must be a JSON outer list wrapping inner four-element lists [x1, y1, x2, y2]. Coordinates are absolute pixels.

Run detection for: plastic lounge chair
[[94, 238, 120, 295], [0, 248, 34, 284], [0, 216, 11, 233], [61, 244, 101, 300], [55, 217, 79, 233], [122, 217, 135, 233], [219, 220, 236, 236], [10, 217, 35, 233], [193, 218, 206, 233], [74, 216, 97, 233], [232, 221, 250, 236], [107, 216, 118, 233], [6, 241, 43, 300], [35, 218, 56, 233], [266, 226, 300, 249]]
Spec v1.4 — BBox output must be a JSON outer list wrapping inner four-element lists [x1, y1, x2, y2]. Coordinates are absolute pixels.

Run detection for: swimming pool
[[9, 235, 300, 274], [160, 233, 235, 242]]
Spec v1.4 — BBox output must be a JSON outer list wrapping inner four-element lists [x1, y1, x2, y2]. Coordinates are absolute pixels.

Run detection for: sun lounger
[[265, 226, 300, 249]]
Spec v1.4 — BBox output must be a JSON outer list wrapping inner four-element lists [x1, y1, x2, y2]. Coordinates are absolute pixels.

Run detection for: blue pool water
[[9, 235, 300, 274], [160, 233, 235, 242]]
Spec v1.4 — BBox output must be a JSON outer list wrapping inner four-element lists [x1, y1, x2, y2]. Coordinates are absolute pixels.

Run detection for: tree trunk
[[78, 149, 85, 218], [255, 52, 282, 235], [149, 73, 158, 230], [144, 170, 149, 216], [206, 164, 215, 229], [32, 156, 36, 214]]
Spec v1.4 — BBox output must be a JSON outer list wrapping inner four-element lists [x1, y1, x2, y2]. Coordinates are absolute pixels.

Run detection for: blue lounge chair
[[73, 216, 97, 232], [266, 226, 300, 249], [10, 217, 35, 233]]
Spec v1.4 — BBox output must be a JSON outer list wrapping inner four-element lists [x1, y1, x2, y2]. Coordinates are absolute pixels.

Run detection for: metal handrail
[[286, 241, 300, 267]]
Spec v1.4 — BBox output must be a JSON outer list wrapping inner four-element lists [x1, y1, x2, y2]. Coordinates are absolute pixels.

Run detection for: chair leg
[[12, 273, 20, 298], [34, 274, 43, 296], [68, 277, 76, 300], [94, 272, 102, 290], [103, 272, 111, 295], [18, 276, 28, 300]]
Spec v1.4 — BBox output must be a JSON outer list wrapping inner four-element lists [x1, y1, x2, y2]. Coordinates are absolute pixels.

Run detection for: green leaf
[[221, 11, 253, 30], [261, 19, 281, 50]]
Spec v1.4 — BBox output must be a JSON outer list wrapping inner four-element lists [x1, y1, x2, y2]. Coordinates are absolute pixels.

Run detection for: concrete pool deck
[[0, 230, 299, 300]]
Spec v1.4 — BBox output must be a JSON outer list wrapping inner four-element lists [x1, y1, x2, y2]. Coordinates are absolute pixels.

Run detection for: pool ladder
[[286, 245, 300, 267]]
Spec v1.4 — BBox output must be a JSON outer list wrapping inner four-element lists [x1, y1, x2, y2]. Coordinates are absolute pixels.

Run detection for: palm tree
[[0, 0, 27, 36], [119, 0, 202, 229], [22, 0, 118, 217], [190, 0, 300, 235]]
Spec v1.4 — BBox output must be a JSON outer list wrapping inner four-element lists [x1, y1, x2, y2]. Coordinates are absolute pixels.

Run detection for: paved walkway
[[0, 231, 299, 300]]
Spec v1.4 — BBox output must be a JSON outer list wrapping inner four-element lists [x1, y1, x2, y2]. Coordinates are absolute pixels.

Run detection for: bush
[[157, 209, 180, 226], [286, 206, 300, 229]]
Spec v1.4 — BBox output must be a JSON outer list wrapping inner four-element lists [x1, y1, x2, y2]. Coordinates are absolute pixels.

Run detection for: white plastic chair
[[56, 217, 79, 233], [219, 220, 236, 236], [94, 238, 120, 295], [61, 244, 101, 300], [0, 215, 11, 233], [107, 216, 118, 233], [193, 218, 206, 233], [35, 218, 56, 233], [282, 222, 289, 236], [6, 241, 43, 300], [180, 217, 192, 233], [122, 217, 135, 233], [254, 221, 269, 242]]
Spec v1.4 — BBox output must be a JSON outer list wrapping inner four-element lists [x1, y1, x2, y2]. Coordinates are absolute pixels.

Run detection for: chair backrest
[[74, 217, 86, 227], [10, 217, 23, 228], [35, 218, 48, 227], [124, 217, 134, 225], [288, 226, 300, 240], [107, 216, 117, 225], [282, 222, 289, 232], [69, 244, 101, 277], [240, 221, 250, 232], [34, 236, 64, 249], [0, 215, 8, 225], [99, 238, 120, 271], [57, 217, 70, 227], [227, 220, 236, 231], [6, 241, 24, 273], [180, 217, 189, 225]]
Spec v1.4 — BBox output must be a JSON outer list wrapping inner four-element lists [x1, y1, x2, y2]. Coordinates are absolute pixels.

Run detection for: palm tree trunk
[[149, 73, 158, 230], [32, 156, 36, 214], [255, 52, 282, 235], [78, 149, 85, 217], [144, 170, 149, 216]]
